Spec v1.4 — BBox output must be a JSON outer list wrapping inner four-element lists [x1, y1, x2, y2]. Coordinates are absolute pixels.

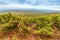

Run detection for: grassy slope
[[0, 11, 60, 40]]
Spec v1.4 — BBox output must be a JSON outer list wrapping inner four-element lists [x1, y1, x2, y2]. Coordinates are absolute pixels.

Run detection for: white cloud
[[0, 3, 60, 11], [0, 0, 60, 11]]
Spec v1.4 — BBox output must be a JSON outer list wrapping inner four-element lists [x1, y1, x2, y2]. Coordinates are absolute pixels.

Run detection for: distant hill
[[0, 8, 60, 13]]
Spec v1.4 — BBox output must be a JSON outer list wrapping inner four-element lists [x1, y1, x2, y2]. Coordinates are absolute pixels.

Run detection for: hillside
[[0, 12, 60, 40]]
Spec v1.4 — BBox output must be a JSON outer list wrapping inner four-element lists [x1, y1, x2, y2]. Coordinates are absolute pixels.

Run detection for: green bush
[[35, 27, 54, 37], [0, 13, 60, 38]]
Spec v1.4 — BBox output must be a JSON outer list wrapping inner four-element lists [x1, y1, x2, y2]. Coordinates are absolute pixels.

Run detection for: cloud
[[0, 0, 60, 11], [0, 3, 60, 11], [0, 0, 60, 5]]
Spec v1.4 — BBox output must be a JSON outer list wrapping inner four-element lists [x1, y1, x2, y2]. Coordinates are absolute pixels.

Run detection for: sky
[[0, 0, 60, 11]]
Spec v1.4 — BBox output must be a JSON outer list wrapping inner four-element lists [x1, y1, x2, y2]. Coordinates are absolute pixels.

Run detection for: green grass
[[0, 12, 60, 40]]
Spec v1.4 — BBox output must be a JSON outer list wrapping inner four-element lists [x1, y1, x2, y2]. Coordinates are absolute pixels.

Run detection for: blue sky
[[0, 0, 60, 10]]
